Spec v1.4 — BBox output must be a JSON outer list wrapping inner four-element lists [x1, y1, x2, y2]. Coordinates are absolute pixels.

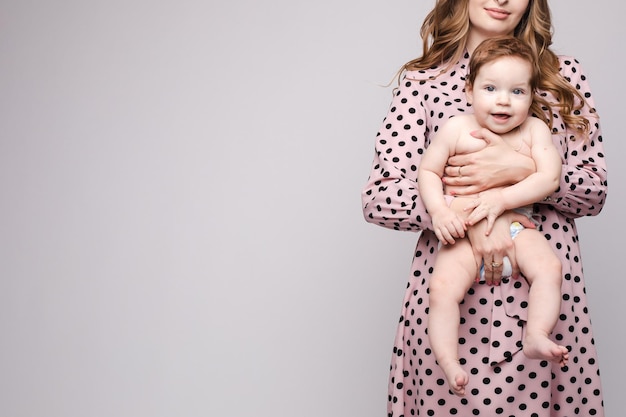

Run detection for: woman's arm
[[361, 76, 435, 232], [540, 57, 608, 218]]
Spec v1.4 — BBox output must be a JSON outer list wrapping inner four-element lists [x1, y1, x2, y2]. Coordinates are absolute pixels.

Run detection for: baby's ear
[[465, 84, 473, 105]]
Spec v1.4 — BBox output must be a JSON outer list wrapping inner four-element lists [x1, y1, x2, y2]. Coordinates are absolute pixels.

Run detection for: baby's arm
[[465, 119, 561, 233], [418, 118, 467, 244]]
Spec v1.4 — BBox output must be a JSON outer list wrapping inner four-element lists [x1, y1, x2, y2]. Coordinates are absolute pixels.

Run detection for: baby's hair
[[467, 36, 591, 139], [466, 36, 550, 126]]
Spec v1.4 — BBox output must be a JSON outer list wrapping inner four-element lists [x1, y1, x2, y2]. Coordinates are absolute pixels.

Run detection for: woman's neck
[[466, 30, 515, 55], [466, 33, 487, 56]]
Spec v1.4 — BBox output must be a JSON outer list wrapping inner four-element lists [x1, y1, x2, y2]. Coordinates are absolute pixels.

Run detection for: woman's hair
[[401, 0, 591, 136], [466, 36, 551, 127]]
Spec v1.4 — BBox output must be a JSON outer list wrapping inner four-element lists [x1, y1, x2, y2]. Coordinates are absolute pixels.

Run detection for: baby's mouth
[[492, 113, 511, 121]]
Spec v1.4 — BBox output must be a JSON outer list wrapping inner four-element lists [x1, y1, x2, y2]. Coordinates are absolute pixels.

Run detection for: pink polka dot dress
[[361, 53, 607, 416]]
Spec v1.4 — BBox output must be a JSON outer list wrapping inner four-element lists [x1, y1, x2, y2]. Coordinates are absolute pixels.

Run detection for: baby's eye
[[512, 88, 525, 95], [485, 85, 495, 92]]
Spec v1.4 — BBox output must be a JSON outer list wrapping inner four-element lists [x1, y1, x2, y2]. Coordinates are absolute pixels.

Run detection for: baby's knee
[[429, 274, 468, 302], [428, 275, 446, 297], [543, 256, 563, 284]]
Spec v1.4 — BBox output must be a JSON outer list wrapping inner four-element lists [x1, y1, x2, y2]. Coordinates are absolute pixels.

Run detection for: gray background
[[0, 1, 621, 416]]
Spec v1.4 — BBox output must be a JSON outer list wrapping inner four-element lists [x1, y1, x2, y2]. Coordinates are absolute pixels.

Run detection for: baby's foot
[[439, 360, 469, 396], [523, 333, 569, 367]]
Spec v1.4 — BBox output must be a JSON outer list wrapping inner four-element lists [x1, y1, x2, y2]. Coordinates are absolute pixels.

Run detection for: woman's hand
[[443, 128, 535, 195], [466, 210, 536, 286]]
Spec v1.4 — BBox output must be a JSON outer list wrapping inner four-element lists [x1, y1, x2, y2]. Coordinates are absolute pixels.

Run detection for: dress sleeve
[[543, 57, 608, 218], [360, 76, 437, 232]]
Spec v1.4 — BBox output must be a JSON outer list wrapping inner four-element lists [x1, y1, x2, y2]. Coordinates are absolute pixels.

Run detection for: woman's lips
[[485, 8, 510, 20]]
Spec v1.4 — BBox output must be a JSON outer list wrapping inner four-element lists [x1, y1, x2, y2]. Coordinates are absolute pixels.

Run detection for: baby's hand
[[432, 208, 467, 245], [463, 189, 506, 235]]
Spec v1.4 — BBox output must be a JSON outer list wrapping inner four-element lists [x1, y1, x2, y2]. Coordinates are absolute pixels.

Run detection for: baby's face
[[466, 56, 533, 135]]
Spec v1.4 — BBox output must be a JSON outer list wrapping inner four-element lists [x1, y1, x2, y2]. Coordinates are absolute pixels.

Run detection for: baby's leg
[[514, 229, 569, 367], [428, 239, 477, 395]]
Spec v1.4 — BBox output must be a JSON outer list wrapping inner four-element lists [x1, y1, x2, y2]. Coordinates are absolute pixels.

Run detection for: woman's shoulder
[[402, 54, 469, 84], [402, 68, 445, 84], [556, 54, 581, 66], [556, 54, 587, 79], [401, 65, 468, 96]]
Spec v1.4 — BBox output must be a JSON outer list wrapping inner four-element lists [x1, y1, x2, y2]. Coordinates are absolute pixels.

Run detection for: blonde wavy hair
[[401, 0, 592, 137]]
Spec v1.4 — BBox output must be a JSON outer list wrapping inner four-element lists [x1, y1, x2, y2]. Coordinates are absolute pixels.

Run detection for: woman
[[360, 1, 607, 416]]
